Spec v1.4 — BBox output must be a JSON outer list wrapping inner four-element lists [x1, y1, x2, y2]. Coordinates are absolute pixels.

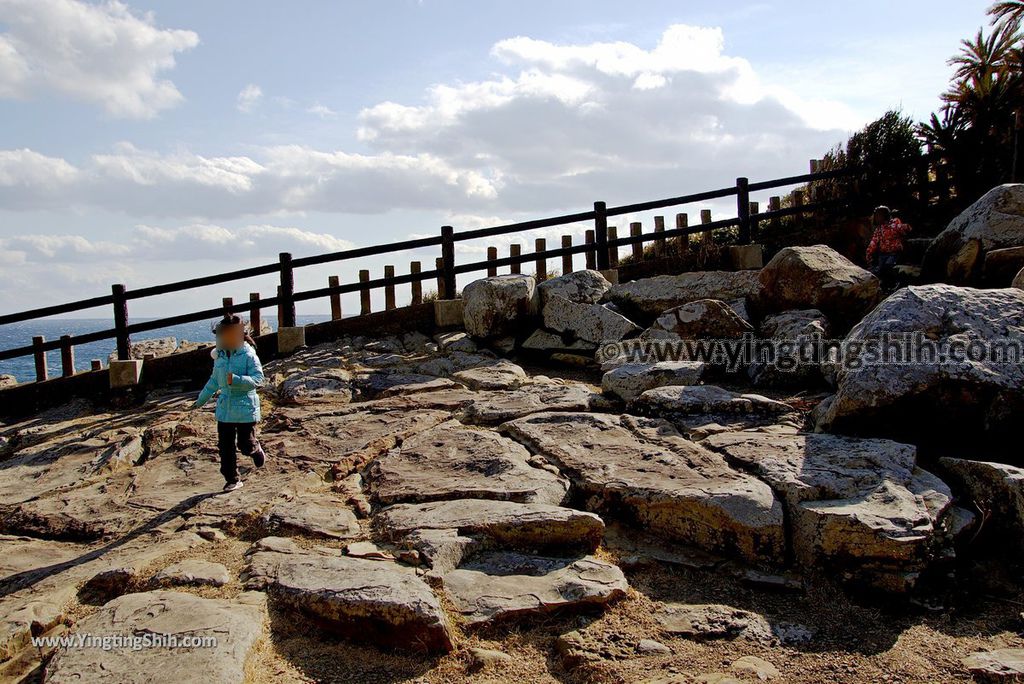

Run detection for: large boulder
[[756, 245, 879, 329], [815, 285, 1024, 458], [501, 412, 785, 565], [542, 295, 640, 346], [1014, 265, 1024, 290], [604, 271, 761, 324], [537, 269, 612, 307], [631, 385, 797, 435], [981, 246, 1024, 286], [462, 274, 537, 338], [749, 309, 831, 388], [642, 299, 753, 341], [601, 361, 706, 403], [939, 458, 1024, 554], [702, 431, 954, 591], [924, 184, 1024, 284]]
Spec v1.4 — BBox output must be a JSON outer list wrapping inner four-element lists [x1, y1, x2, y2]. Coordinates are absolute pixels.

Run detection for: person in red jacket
[[865, 206, 911, 279]]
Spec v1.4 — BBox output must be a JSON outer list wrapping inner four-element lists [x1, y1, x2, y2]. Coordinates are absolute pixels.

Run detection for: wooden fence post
[[328, 278, 342, 320], [510, 244, 521, 274], [487, 247, 498, 277], [769, 196, 782, 231], [535, 238, 547, 281], [111, 284, 130, 361], [276, 287, 283, 327], [561, 235, 573, 275], [359, 269, 371, 315], [736, 177, 751, 244], [607, 226, 618, 268], [630, 222, 643, 260], [278, 252, 295, 328], [410, 262, 422, 305], [594, 201, 609, 271], [249, 292, 262, 333], [749, 202, 760, 241], [60, 335, 74, 377], [91, 359, 103, 371], [384, 265, 396, 310], [792, 190, 805, 228], [676, 213, 689, 253], [435, 257, 446, 299], [654, 216, 665, 257], [222, 297, 233, 315], [33, 335, 47, 382], [585, 230, 596, 269], [700, 209, 712, 243], [440, 225, 456, 299]]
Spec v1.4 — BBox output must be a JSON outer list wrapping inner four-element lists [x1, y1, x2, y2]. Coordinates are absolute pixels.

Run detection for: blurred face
[[873, 209, 889, 225], [216, 323, 245, 350]]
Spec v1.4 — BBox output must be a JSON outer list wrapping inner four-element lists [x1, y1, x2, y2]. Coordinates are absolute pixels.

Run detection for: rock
[[815, 285, 1024, 456], [106, 337, 177, 363], [702, 431, 952, 591], [44, 591, 266, 683], [637, 639, 671, 655], [605, 271, 761, 324], [939, 458, 1024, 547], [542, 295, 641, 346], [732, 655, 781, 680], [925, 184, 1024, 284], [401, 528, 476, 574], [556, 624, 637, 667], [643, 299, 753, 341], [1014, 266, 1024, 289], [463, 274, 538, 338], [352, 371, 459, 399], [374, 499, 605, 552], [502, 412, 785, 564], [982, 246, 1024, 286], [521, 329, 596, 353], [433, 331, 477, 353], [655, 603, 773, 642], [631, 385, 796, 433], [756, 245, 879, 329], [601, 361, 706, 402], [469, 647, 514, 669], [278, 367, 352, 404], [537, 269, 612, 307], [452, 359, 528, 390], [460, 381, 610, 425], [0, 375, 17, 388], [962, 648, 1024, 682], [749, 309, 831, 388], [344, 540, 395, 561], [151, 559, 230, 587], [365, 420, 569, 506], [441, 551, 627, 625], [264, 499, 361, 539], [244, 546, 454, 652]]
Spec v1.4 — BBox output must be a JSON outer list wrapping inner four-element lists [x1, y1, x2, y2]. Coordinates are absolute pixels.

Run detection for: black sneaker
[[223, 480, 244, 492], [251, 444, 266, 468]]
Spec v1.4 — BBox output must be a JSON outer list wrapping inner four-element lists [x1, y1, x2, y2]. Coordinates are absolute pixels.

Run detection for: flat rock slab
[[452, 360, 528, 390], [962, 648, 1024, 682], [442, 551, 627, 625], [631, 385, 796, 432], [244, 546, 453, 652], [501, 412, 784, 564], [601, 361, 706, 403], [277, 366, 353, 404], [43, 590, 266, 684], [374, 499, 604, 552], [939, 458, 1024, 541], [151, 559, 230, 587], [702, 431, 952, 591], [264, 499, 361, 539], [542, 296, 641, 345], [606, 271, 761, 323], [365, 420, 569, 506], [460, 381, 611, 425], [656, 602, 773, 642]]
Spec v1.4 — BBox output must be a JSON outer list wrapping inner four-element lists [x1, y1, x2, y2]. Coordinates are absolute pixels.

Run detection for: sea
[[0, 315, 330, 383]]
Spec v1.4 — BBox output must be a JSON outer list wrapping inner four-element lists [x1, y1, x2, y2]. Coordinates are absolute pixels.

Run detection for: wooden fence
[[0, 163, 856, 383]]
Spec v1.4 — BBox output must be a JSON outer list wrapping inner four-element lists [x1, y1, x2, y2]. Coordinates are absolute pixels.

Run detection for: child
[[865, 205, 912, 278], [193, 314, 267, 492]]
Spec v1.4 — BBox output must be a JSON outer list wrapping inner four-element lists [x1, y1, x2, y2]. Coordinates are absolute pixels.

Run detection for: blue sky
[[0, 0, 994, 316]]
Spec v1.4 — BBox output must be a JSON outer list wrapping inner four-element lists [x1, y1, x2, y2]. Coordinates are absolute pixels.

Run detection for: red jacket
[[866, 219, 911, 261]]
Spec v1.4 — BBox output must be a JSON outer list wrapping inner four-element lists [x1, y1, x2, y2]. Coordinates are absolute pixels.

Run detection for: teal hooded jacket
[[194, 342, 265, 423]]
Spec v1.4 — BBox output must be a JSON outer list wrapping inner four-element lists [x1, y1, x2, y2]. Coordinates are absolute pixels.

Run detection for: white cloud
[[237, 83, 262, 113], [306, 103, 337, 118], [0, 0, 198, 118]]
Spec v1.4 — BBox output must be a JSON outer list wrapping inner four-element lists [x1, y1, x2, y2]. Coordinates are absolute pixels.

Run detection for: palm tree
[[989, 1, 1024, 28]]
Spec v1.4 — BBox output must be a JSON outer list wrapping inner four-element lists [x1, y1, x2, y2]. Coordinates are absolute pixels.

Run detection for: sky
[[0, 0, 995, 317]]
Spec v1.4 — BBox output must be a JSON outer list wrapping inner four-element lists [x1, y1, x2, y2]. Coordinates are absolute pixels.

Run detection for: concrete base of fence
[[599, 269, 619, 285], [728, 244, 764, 270], [433, 299, 464, 329], [277, 326, 306, 354], [109, 360, 143, 388]]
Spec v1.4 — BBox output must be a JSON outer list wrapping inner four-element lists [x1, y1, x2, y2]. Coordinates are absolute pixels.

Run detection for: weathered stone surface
[[982, 246, 1024, 286], [643, 299, 753, 341], [815, 285, 1024, 454], [756, 245, 879, 328], [433, 331, 477, 353], [244, 546, 453, 652], [702, 431, 952, 591], [605, 271, 761, 323], [277, 367, 352, 404], [655, 603, 773, 642], [151, 559, 230, 587], [1014, 265, 1024, 290], [502, 412, 784, 564], [962, 648, 1024, 682], [631, 385, 796, 433], [925, 184, 1024, 284], [441, 551, 627, 625], [0, 374, 17, 388], [44, 591, 266, 684], [352, 371, 458, 399], [750, 309, 831, 388], [375, 499, 604, 551], [543, 295, 640, 344], [106, 336, 177, 363], [601, 361, 706, 403], [732, 655, 781, 680], [264, 499, 361, 539], [366, 420, 569, 506], [463, 274, 537, 338], [939, 458, 1024, 544], [521, 329, 596, 353], [452, 360, 528, 390], [537, 269, 612, 307], [460, 381, 610, 425]]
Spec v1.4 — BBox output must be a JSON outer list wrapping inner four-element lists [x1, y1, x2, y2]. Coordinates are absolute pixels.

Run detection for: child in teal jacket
[[194, 314, 266, 491]]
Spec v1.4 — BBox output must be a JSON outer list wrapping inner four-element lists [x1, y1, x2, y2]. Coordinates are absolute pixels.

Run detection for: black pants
[[217, 421, 259, 484]]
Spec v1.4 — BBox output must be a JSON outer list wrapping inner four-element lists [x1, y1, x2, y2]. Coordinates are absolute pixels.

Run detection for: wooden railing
[[0, 164, 857, 383]]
